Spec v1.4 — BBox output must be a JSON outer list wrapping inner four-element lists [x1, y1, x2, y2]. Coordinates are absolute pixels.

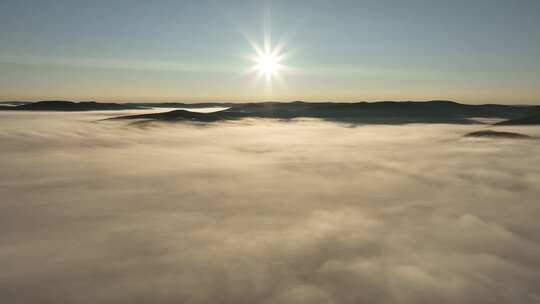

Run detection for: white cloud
[[1, 111, 539, 303]]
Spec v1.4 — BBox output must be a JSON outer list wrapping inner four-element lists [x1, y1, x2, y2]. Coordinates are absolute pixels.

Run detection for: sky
[[0, 0, 539, 104]]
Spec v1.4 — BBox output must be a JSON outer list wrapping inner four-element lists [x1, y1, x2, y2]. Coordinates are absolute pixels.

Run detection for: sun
[[247, 37, 288, 84], [255, 52, 279, 77]]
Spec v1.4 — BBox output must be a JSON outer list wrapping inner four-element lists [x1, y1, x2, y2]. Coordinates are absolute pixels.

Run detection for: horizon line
[[1, 99, 538, 106]]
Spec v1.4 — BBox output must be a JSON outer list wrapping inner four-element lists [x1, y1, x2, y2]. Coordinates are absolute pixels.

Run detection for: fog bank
[[1, 111, 540, 303]]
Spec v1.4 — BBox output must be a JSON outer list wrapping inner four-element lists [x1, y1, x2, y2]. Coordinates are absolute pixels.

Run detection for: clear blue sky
[[1, 0, 539, 103]]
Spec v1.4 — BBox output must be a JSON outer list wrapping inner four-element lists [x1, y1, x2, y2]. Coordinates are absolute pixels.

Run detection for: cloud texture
[[1, 111, 540, 303]]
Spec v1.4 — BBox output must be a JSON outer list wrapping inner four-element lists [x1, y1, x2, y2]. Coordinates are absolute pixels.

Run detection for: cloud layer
[[1, 111, 540, 303]]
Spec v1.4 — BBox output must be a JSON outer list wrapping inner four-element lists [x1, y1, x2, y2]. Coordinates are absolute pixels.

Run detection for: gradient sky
[[1, 0, 539, 103]]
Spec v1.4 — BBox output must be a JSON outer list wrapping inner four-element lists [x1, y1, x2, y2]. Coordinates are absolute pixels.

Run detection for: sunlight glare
[[247, 35, 289, 85], [256, 52, 279, 77]]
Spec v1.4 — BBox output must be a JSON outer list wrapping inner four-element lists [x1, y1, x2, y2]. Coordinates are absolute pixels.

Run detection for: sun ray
[[248, 36, 288, 86]]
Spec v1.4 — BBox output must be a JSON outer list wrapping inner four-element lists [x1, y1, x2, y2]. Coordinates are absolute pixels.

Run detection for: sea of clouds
[[1, 110, 540, 303]]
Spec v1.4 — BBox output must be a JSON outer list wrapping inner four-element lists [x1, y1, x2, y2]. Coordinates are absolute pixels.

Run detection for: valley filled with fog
[[1, 110, 540, 304]]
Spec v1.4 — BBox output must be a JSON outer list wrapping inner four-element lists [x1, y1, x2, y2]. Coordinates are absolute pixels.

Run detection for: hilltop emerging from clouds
[[2, 100, 540, 125]]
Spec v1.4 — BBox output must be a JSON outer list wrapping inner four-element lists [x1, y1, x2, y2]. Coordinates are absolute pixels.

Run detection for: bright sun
[[248, 37, 288, 84], [256, 53, 279, 77]]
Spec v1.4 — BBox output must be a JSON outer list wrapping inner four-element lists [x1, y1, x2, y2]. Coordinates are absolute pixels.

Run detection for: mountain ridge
[[0, 100, 142, 111], [3, 100, 540, 125], [108, 100, 540, 125]]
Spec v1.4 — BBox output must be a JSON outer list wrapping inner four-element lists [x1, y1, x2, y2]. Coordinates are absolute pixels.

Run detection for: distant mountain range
[[131, 102, 237, 109], [110, 100, 540, 125], [2, 100, 540, 125], [495, 113, 540, 125], [0, 100, 141, 111]]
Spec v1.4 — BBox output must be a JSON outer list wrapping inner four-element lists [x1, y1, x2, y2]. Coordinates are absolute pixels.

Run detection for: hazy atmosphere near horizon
[[1, 1, 540, 304]]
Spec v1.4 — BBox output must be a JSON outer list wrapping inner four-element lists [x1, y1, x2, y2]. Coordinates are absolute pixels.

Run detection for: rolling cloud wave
[[1, 111, 539, 303]]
